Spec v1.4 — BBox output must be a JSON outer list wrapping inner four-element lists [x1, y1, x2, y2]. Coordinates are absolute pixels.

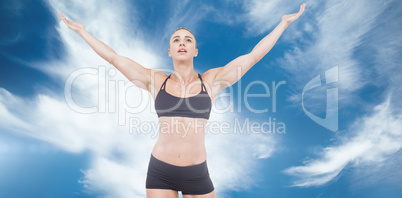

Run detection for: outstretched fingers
[[298, 3, 306, 16], [57, 13, 66, 21], [58, 13, 70, 27]]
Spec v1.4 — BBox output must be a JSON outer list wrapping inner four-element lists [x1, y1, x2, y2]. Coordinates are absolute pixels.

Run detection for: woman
[[58, 3, 306, 198]]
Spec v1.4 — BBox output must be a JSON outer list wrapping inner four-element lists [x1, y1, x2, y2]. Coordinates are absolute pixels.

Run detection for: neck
[[172, 60, 197, 84]]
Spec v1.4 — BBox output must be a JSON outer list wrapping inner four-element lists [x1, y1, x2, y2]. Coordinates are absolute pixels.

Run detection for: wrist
[[280, 19, 290, 28], [78, 28, 87, 36]]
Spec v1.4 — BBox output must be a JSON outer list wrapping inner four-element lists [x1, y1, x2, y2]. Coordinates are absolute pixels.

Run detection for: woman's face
[[168, 29, 198, 60]]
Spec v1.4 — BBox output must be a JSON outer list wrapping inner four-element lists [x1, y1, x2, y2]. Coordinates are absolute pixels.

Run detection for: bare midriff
[[151, 116, 208, 166]]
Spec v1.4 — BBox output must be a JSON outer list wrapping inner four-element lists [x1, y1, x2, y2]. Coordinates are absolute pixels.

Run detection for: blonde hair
[[170, 27, 197, 48]]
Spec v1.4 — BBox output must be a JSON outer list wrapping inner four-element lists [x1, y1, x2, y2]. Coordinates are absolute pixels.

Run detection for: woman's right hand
[[281, 3, 306, 25], [58, 13, 85, 34]]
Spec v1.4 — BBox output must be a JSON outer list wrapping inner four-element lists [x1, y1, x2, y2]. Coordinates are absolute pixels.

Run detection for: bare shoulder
[[201, 67, 223, 100], [151, 69, 168, 82], [201, 67, 221, 85], [149, 69, 169, 100]]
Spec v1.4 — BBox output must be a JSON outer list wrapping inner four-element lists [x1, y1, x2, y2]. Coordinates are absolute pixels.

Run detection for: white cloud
[[243, 0, 301, 36], [0, 0, 278, 197], [79, 156, 148, 198], [283, 97, 402, 187]]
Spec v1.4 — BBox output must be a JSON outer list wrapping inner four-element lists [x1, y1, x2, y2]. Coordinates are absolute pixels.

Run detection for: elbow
[[108, 53, 118, 65], [247, 53, 259, 66]]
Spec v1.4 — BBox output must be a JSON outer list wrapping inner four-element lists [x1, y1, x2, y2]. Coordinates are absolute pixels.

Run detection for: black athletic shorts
[[146, 154, 215, 195]]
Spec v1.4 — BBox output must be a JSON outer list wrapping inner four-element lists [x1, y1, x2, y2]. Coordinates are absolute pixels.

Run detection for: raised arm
[[57, 13, 157, 91], [204, 3, 306, 95]]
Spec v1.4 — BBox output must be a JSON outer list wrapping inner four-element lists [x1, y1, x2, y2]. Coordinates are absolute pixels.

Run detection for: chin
[[173, 56, 192, 61]]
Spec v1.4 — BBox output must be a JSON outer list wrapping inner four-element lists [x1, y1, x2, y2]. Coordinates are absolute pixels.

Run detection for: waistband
[[150, 154, 207, 169]]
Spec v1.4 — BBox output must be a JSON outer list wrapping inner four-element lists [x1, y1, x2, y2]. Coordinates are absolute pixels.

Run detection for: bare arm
[[58, 13, 155, 91], [76, 29, 116, 64], [204, 3, 306, 94]]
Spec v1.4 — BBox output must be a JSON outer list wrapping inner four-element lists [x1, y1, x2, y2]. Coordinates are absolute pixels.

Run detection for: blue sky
[[1, 0, 401, 197]]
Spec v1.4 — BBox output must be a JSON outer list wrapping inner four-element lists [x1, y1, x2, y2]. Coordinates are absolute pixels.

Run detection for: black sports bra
[[155, 73, 212, 119]]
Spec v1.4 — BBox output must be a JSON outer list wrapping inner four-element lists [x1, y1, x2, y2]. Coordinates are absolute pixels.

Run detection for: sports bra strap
[[160, 74, 206, 91], [198, 73, 207, 92], [160, 75, 171, 90]]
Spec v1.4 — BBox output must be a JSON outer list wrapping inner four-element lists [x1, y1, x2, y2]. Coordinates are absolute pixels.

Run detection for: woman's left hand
[[282, 3, 306, 25]]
